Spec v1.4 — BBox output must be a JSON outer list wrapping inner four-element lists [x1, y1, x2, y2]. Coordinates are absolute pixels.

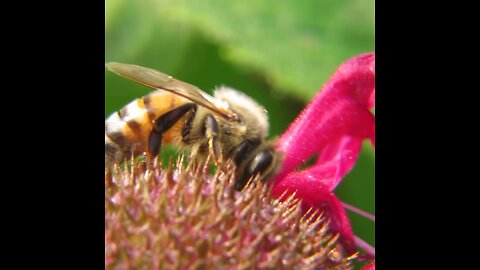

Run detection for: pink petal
[[271, 137, 363, 252], [275, 53, 375, 181], [314, 136, 364, 191], [272, 170, 330, 205], [273, 136, 363, 195], [272, 178, 356, 253], [326, 193, 356, 253], [369, 89, 375, 109]]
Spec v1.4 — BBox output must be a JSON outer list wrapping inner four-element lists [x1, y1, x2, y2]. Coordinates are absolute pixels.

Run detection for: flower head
[[271, 53, 375, 256], [105, 158, 358, 269]]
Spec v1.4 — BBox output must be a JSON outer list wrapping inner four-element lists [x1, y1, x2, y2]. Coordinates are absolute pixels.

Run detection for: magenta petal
[[276, 53, 375, 180], [272, 170, 331, 204], [367, 57, 375, 109], [369, 88, 375, 109], [326, 193, 356, 253], [314, 136, 364, 191], [273, 136, 362, 194], [272, 178, 356, 253], [270, 137, 362, 251]]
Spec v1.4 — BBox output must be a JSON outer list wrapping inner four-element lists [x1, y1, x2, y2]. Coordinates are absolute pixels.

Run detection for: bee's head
[[213, 86, 269, 139]]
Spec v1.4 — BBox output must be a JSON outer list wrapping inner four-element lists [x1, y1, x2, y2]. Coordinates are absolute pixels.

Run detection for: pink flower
[[271, 53, 375, 256]]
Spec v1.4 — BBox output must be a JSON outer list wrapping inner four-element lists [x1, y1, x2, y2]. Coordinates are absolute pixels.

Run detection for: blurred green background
[[106, 0, 375, 249]]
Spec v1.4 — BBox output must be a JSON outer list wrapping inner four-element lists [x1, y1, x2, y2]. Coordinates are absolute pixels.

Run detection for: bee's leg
[[235, 149, 274, 191], [148, 103, 195, 158], [148, 130, 163, 158], [205, 114, 222, 164]]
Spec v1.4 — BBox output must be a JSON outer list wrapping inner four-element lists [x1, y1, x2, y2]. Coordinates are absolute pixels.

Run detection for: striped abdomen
[[105, 91, 191, 162]]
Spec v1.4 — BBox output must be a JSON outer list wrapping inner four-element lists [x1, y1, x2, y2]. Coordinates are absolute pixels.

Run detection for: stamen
[[354, 235, 375, 259], [341, 201, 375, 222]]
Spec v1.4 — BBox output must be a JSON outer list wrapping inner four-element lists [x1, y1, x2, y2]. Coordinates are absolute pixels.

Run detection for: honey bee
[[105, 62, 281, 190]]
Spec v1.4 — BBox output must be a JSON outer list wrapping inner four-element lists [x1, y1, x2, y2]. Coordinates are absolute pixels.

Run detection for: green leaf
[[151, 0, 374, 101]]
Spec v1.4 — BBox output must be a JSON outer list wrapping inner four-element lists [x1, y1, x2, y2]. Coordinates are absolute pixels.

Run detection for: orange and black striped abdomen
[[105, 91, 192, 161]]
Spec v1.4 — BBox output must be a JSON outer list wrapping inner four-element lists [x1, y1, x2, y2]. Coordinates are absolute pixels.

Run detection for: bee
[[105, 62, 281, 190]]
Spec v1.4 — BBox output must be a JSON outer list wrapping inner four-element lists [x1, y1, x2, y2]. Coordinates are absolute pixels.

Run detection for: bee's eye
[[235, 149, 274, 191]]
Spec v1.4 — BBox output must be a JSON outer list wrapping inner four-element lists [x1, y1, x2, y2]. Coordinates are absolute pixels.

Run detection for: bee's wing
[[106, 62, 238, 121]]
